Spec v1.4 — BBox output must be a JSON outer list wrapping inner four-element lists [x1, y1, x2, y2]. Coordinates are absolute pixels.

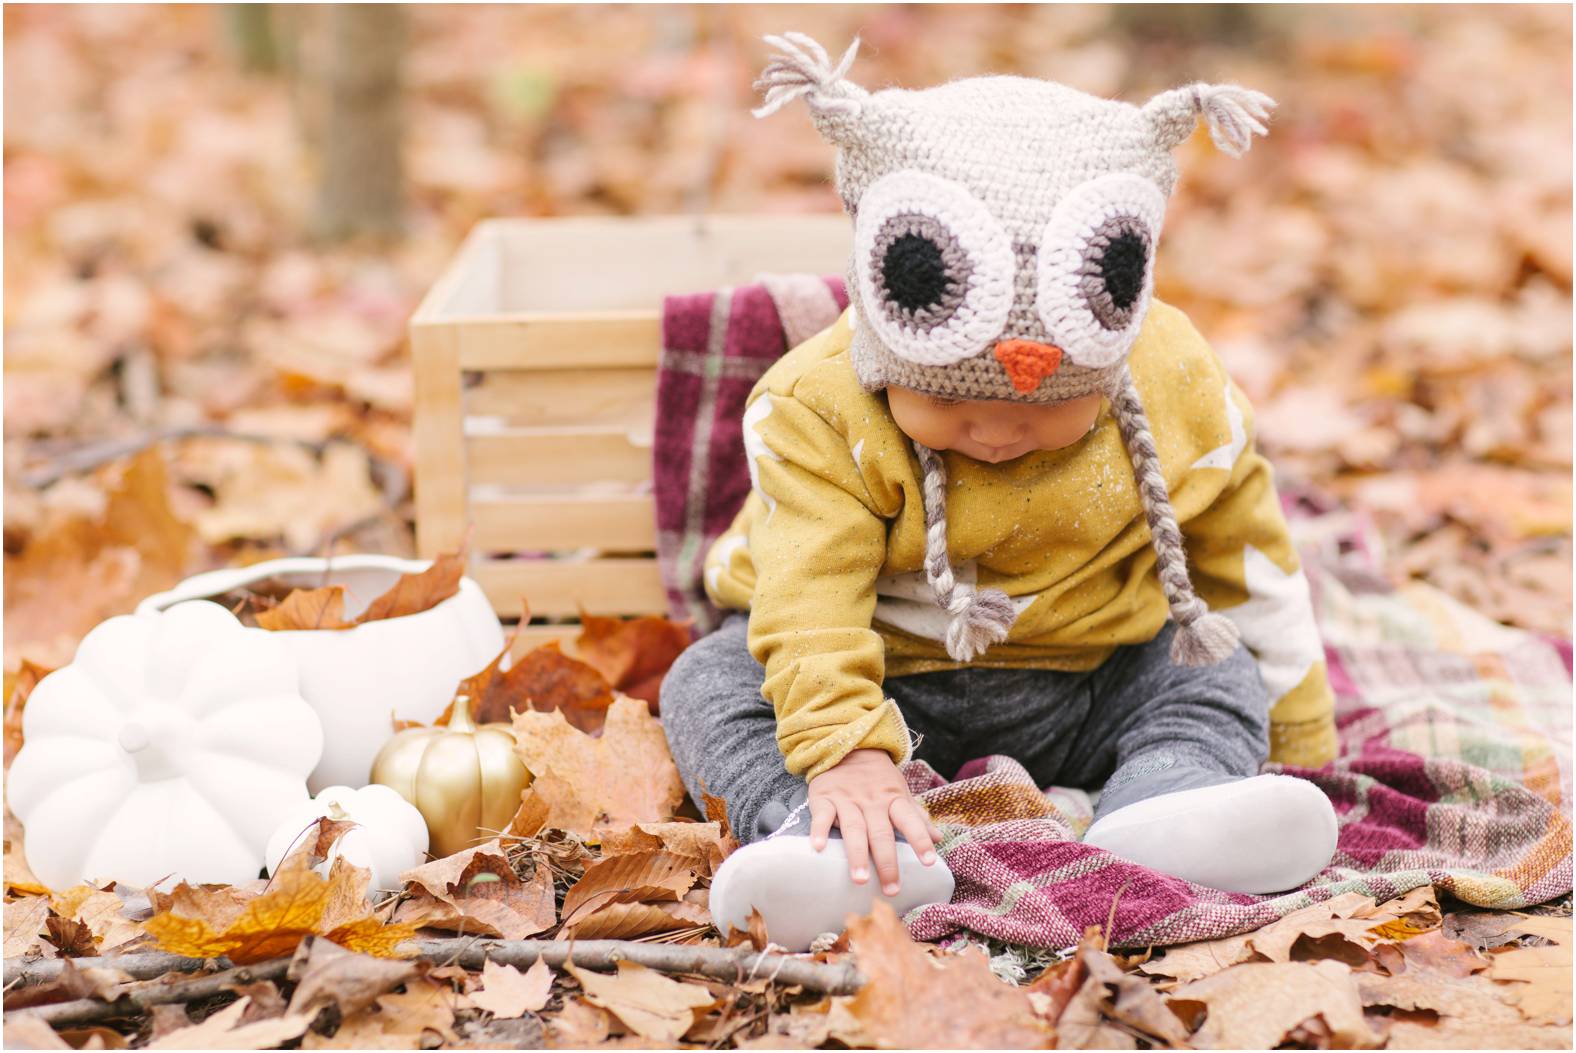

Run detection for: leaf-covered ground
[[3, 4, 1571, 1049]]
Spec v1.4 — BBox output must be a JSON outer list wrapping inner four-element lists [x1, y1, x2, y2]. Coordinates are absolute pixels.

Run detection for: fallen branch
[[5, 953, 217, 988], [3, 937, 863, 1030], [408, 937, 863, 994], [4, 958, 290, 1028]]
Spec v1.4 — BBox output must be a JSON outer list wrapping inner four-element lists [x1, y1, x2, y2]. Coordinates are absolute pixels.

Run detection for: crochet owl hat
[[753, 33, 1277, 667]]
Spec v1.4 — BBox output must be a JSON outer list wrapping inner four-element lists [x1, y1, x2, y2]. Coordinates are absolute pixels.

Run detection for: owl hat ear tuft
[[752, 33, 868, 144], [1143, 82, 1277, 158]]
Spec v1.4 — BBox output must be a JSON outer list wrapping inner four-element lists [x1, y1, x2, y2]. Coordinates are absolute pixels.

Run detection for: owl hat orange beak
[[994, 339, 1064, 394]]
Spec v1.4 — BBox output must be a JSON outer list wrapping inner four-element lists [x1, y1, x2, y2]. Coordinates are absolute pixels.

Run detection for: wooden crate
[[409, 214, 852, 651]]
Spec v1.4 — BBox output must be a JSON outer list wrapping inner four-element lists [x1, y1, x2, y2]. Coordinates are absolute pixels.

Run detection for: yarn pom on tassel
[[1170, 610, 1241, 667], [944, 587, 1017, 663]]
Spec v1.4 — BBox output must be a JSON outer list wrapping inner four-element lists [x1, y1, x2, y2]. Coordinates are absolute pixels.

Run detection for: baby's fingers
[[836, 801, 871, 884], [808, 796, 837, 851], [866, 809, 901, 896], [891, 797, 938, 865]]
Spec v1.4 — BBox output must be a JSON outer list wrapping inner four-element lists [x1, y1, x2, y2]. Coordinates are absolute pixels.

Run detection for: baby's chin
[[950, 439, 1042, 464]]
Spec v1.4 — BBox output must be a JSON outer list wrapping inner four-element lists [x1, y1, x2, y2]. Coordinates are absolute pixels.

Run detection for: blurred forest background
[[4, 3, 1572, 673]]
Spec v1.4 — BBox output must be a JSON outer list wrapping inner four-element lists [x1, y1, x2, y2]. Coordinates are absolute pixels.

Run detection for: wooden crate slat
[[411, 324, 468, 558], [472, 492, 657, 551], [458, 313, 660, 370], [474, 557, 669, 617], [467, 367, 657, 427], [468, 426, 651, 487]]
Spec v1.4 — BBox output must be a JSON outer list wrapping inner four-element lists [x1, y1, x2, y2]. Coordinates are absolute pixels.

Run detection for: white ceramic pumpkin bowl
[[7, 601, 323, 890], [136, 554, 505, 793]]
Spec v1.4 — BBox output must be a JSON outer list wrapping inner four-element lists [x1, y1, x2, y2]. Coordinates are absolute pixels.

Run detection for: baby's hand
[[807, 749, 942, 895]]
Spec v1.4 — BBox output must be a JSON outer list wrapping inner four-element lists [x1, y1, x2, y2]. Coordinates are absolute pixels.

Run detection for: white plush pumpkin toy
[[6, 601, 323, 890], [264, 783, 429, 892]]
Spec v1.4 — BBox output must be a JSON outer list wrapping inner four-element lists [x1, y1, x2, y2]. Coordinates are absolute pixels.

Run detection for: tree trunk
[[311, 4, 406, 240]]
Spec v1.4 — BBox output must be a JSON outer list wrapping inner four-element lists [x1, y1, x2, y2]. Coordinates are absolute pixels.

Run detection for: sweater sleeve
[[1181, 379, 1339, 768], [740, 388, 911, 781]]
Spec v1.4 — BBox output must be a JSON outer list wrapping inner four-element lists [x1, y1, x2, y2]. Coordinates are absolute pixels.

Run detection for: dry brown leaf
[[5, 895, 55, 959], [2, 1015, 72, 1050], [548, 997, 615, 1047], [143, 857, 418, 963], [1489, 915, 1572, 1025], [512, 695, 685, 835], [472, 641, 615, 731], [4, 659, 51, 769], [575, 613, 693, 710], [470, 958, 553, 1018], [255, 585, 353, 631], [286, 936, 421, 1020], [1140, 891, 1391, 981], [1166, 959, 1381, 1049], [599, 821, 726, 875], [560, 850, 698, 926], [303, 978, 469, 1049], [354, 548, 465, 624], [49, 884, 146, 954], [1078, 939, 1193, 1047], [567, 960, 717, 1044], [145, 996, 314, 1050], [828, 900, 1053, 1049], [394, 840, 556, 940]]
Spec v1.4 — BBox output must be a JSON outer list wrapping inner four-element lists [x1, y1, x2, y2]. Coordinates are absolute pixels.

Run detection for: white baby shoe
[[1082, 773, 1338, 894], [709, 833, 955, 952]]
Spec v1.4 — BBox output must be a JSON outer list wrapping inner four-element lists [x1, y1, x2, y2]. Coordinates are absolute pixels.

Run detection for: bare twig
[[4, 937, 862, 1031], [408, 938, 862, 994], [4, 958, 290, 1028]]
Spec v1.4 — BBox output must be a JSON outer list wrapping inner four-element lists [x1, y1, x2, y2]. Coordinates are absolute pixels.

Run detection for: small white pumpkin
[[6, 601, 323, 890], [264, 783, 429, 891]]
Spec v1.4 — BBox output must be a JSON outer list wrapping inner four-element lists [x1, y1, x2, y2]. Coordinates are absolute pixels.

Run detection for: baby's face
[[886, 386, 1105, 464]]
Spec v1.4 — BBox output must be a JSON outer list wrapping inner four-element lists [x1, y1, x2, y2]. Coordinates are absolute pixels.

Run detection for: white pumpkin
[[264, 783, 429, 891], [136, 555, 506, 792], [6, 601, 323, 890]]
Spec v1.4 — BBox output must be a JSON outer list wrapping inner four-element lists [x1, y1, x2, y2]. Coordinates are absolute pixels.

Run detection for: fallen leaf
[[50, 883, 145, 953], [1, 1015, 72, 1049], [145, 996, 314, 1050], [394, 840, 556, 940], [470, 958, 553, 1018], [828, 901, 1053, 1049], [1078, 938, 1192, 1047], [143, 857, 418, 963], [567, 960, 716, 1044], [3, 958, 133, 1010], [512, 695, 685, 835], [560, 850, 698, 927], [1394, 929, 1490, 978], [1489, 915, 1572, 1025], [599, 821, 727, 875], [5, 895, 55, 959], [575, 613, 692, 710], [1166, 959, 1381, 1049], [354, 548, 465, 624], [255, 585, 353, 631], [1141, 891, 1392, 981], [286, 936, 421, 1020], [4, 659, 51, 768], [474, 641, 615, 731], [548, 997, 615, 1047]]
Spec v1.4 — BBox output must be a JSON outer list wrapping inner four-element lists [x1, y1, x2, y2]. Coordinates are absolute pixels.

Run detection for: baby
[[661, 34, 1340, 951]]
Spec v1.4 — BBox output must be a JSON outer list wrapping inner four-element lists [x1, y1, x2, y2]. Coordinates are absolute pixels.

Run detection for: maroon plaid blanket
[[654, 285, 1572, 951], [655, 275, 847, 634]]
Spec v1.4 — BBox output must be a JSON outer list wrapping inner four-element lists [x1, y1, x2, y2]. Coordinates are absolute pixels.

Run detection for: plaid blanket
[[654, 280, 1571, 950], [906, 493, 1573, 950], [655, 275, 847, 634]]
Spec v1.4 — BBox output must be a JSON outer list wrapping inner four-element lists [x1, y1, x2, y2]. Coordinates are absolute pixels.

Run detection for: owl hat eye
[[1036, 173, 1167, 369], [853, 170, 1015, 367]]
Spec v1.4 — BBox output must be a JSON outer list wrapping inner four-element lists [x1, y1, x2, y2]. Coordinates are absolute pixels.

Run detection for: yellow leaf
[[144, 860, 414, 964]]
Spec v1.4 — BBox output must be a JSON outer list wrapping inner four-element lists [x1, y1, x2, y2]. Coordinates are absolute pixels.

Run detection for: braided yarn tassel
[[1143, 82, 1277, 157], [1107, 369, 1241, 666], [752, 33, 865, 119], [913, 441, 1018, 662]]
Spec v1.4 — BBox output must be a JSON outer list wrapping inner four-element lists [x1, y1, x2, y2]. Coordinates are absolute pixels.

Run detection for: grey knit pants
[[661, 613, 1270, 844]]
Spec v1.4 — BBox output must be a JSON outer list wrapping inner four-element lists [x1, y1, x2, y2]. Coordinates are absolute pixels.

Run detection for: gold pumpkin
[[370, 695, 530, 858]]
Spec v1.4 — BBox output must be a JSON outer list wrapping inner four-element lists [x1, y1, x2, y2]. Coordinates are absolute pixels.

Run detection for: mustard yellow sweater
[[704, 300, 1337, 781]]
